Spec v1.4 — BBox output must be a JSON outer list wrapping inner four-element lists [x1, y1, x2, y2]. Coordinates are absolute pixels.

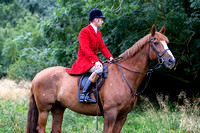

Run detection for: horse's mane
[[119, 34, 150, 59], [119, 32, 169, 59]]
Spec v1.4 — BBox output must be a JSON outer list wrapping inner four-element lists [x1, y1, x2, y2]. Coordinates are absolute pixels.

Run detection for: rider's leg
[[79, 66, 102, 103]]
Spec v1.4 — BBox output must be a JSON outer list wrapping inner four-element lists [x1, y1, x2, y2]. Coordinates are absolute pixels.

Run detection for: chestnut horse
[[26, 25, 175, 133]]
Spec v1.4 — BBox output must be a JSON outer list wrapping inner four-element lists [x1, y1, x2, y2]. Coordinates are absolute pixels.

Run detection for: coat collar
[[90, 23, 97, 33], [88, 24, 98, 37]]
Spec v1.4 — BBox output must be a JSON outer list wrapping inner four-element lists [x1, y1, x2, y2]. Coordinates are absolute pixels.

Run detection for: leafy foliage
[[18, 0, 56, 15], [0, 0, 199, 82], [0, 0, 27, 28]]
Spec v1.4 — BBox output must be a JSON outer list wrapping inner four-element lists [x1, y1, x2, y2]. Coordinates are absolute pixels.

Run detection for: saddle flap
[[78, 73, 105, 91], [79, 73, 90, 89], [78, 63, 108, 91]]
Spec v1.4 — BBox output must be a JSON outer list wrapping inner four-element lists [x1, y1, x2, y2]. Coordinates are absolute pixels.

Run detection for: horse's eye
[[154, 42, 159, 46]]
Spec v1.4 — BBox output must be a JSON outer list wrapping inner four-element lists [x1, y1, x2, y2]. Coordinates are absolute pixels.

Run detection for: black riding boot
[[79, 72, 98, 103]]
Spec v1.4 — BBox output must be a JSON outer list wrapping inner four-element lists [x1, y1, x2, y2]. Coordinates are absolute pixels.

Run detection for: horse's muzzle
[[163, 55, 176, 69]]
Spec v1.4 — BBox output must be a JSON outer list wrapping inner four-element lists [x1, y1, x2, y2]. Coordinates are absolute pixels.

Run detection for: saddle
[[77, 64, 108, 115]]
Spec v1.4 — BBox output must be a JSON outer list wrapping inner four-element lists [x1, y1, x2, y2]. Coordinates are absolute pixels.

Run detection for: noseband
[[149, 37, 169, 64]]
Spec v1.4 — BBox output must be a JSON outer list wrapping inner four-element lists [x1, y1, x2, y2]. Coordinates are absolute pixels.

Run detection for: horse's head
[[148, 25, 175, 69]]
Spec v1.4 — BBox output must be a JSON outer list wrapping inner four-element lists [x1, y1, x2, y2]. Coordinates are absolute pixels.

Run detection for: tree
[[1, 0, 199, 83], [18, 0, 56, 16], [0, 0, 27, 28]]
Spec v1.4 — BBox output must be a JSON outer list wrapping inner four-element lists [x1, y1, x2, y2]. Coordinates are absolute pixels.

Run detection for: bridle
[[113, 37, 170, 94], [111, 37, 170, 120], [148, 37, 169, 64]]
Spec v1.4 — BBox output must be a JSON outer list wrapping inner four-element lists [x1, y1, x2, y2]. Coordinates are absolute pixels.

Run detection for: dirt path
[[0, 79, 31, 100]]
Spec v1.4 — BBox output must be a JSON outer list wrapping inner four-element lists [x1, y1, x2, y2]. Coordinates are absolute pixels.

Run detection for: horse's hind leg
[[36, 96, 55, 133], [51, 101, 66, 133], [37, 110, 50, 133]]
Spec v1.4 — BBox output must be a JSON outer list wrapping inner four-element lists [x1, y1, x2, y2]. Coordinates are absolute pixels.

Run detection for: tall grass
[[123, 92, 200, 133], [0, 91, 199, 132]]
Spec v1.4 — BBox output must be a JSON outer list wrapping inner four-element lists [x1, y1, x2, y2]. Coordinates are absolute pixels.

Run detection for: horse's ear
[[159, 25, 165, 34], [151, 24, 156, 36]]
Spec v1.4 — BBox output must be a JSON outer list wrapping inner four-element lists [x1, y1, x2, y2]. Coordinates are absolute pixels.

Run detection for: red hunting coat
[[66, 24, 113, 75]]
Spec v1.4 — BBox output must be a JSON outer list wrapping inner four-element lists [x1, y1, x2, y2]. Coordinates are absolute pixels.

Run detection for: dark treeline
[[0, 0, 199, 93]]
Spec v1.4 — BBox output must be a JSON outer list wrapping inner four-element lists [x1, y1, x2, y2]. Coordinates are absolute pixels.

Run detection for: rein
[[111, 37, 168, 120], [114, 59, 162, 96]]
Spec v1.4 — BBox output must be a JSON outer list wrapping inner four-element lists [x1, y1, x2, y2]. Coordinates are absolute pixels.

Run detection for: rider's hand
[[109, 57, 114, 61], [108, 57, 114, 63]]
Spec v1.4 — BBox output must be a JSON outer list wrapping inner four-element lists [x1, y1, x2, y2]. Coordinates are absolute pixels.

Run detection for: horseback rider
[[66, 8, 113, 103]]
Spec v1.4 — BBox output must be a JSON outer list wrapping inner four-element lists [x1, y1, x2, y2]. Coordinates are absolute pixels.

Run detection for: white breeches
[[88, 65, 103, 74]]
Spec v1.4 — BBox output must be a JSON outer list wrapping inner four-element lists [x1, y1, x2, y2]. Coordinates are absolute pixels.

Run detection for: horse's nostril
[[168, 57, 175, 64], [167, 57, 175, 68]]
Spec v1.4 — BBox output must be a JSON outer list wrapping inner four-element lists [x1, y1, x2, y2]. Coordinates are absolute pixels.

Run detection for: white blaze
[[161, 41, 175, 60]]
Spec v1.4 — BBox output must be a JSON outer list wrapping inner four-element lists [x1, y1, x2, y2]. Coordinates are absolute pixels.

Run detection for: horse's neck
[[121, 45, 150, 74], [119, 44, 150, 90]]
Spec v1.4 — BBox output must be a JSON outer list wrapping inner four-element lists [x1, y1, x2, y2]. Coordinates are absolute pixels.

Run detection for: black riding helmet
[[89, 8, 105, 21]]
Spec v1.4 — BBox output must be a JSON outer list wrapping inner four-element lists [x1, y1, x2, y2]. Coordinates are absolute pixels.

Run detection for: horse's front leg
[[112, 116, 127, 133], [103, 108, 118, 133]]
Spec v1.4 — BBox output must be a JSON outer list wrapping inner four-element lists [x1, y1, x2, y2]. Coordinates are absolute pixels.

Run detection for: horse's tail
[[26, 89, 38, 133]]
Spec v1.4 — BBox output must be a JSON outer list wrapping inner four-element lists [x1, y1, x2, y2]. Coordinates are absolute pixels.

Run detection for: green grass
[[0, 92, 199, 133], [0, 99, 28, 133]]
